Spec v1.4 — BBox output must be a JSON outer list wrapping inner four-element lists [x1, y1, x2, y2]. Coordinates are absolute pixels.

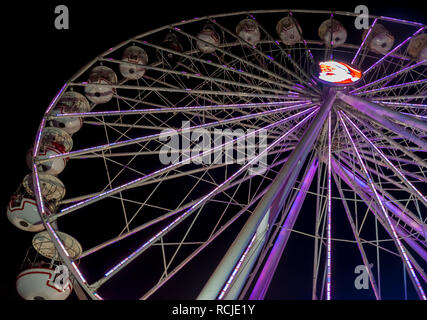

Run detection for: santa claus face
[[317, 61, 362, 85]]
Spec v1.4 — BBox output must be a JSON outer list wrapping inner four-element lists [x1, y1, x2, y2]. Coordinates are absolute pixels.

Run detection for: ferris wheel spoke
[[99, 57, 288, 96], [340, 111, 427, 208], [130, 72, 272, 131], [354, 79, 427, 96], [373, 101, 427, 109], [155, 163, 259, 285], [363, 26, 425, 75], [370, 95, 427, 102], [338, 110, 426, 300], [71, 81, 297, 101], [133, 39, 296, 91], [37, 102, 315, 163], [57, 137, 292, 215]]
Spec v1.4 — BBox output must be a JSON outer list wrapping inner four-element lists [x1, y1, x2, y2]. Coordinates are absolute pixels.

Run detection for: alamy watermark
[[52, 264, 71, 291], [159, 121, 268, 176], [354, 5, 370, 30], [54, 5, 69, 30], [354, 263, 374, 290]]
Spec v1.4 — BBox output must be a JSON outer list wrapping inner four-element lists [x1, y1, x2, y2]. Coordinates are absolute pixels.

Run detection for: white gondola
[[236, 18, 261, 46], [84, 66, 118, 104], [48, 91, 90, 135], [196, 24, 220, 54], [276, 16, 302, 45], [26, 127, 73, 176], [7, 173, 65, 232], [318, 19, 347, 47], [16, 231, 82, 300], [16, 267, 73, 300], [363, 24, 395, 55], [32, 230, 82, 260], [119, 46, 148, 80], [408, 34, 427, 65]]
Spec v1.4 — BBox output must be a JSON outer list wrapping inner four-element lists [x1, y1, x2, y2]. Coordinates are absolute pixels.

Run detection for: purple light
[[401, 113, 427, 120], [355, 78, 427, 95], [55, 100, 311, 118], [218, 233, 257, 300], [70, 261, 87, 284], [302, 39, 314, 60], [373, 101, 427, 108], [326, 112, 332, 300], [380, 16, 424, 26], [32, 164, 46, 214], [33, 118, 47, 158], [93, 292, 103, 300], [249, 158, 318, 299], [45, 83, 68, 115]]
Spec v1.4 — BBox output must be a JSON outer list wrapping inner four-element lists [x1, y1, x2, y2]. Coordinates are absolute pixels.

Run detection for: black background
[[1, 0, 426, 312]]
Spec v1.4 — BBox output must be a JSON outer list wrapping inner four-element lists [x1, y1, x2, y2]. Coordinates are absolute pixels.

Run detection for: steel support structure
[[196, 90, 337, 299]]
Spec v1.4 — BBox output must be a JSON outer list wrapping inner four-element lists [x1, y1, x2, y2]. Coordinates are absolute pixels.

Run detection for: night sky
[[1, 0, 426, 304]]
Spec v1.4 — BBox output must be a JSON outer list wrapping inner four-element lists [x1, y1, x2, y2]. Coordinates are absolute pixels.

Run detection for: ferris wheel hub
[[312, 61, 363, 87]]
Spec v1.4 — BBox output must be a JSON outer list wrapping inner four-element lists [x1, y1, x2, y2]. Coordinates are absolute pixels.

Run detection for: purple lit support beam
[[197, 90, 337, 300], [326, 112, 332, 300], [337, 92, 427, 133], [249, 157, 319, 300]]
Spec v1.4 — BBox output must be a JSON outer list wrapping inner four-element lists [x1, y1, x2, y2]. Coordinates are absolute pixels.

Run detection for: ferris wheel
[[7, 9, 427, 300]]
